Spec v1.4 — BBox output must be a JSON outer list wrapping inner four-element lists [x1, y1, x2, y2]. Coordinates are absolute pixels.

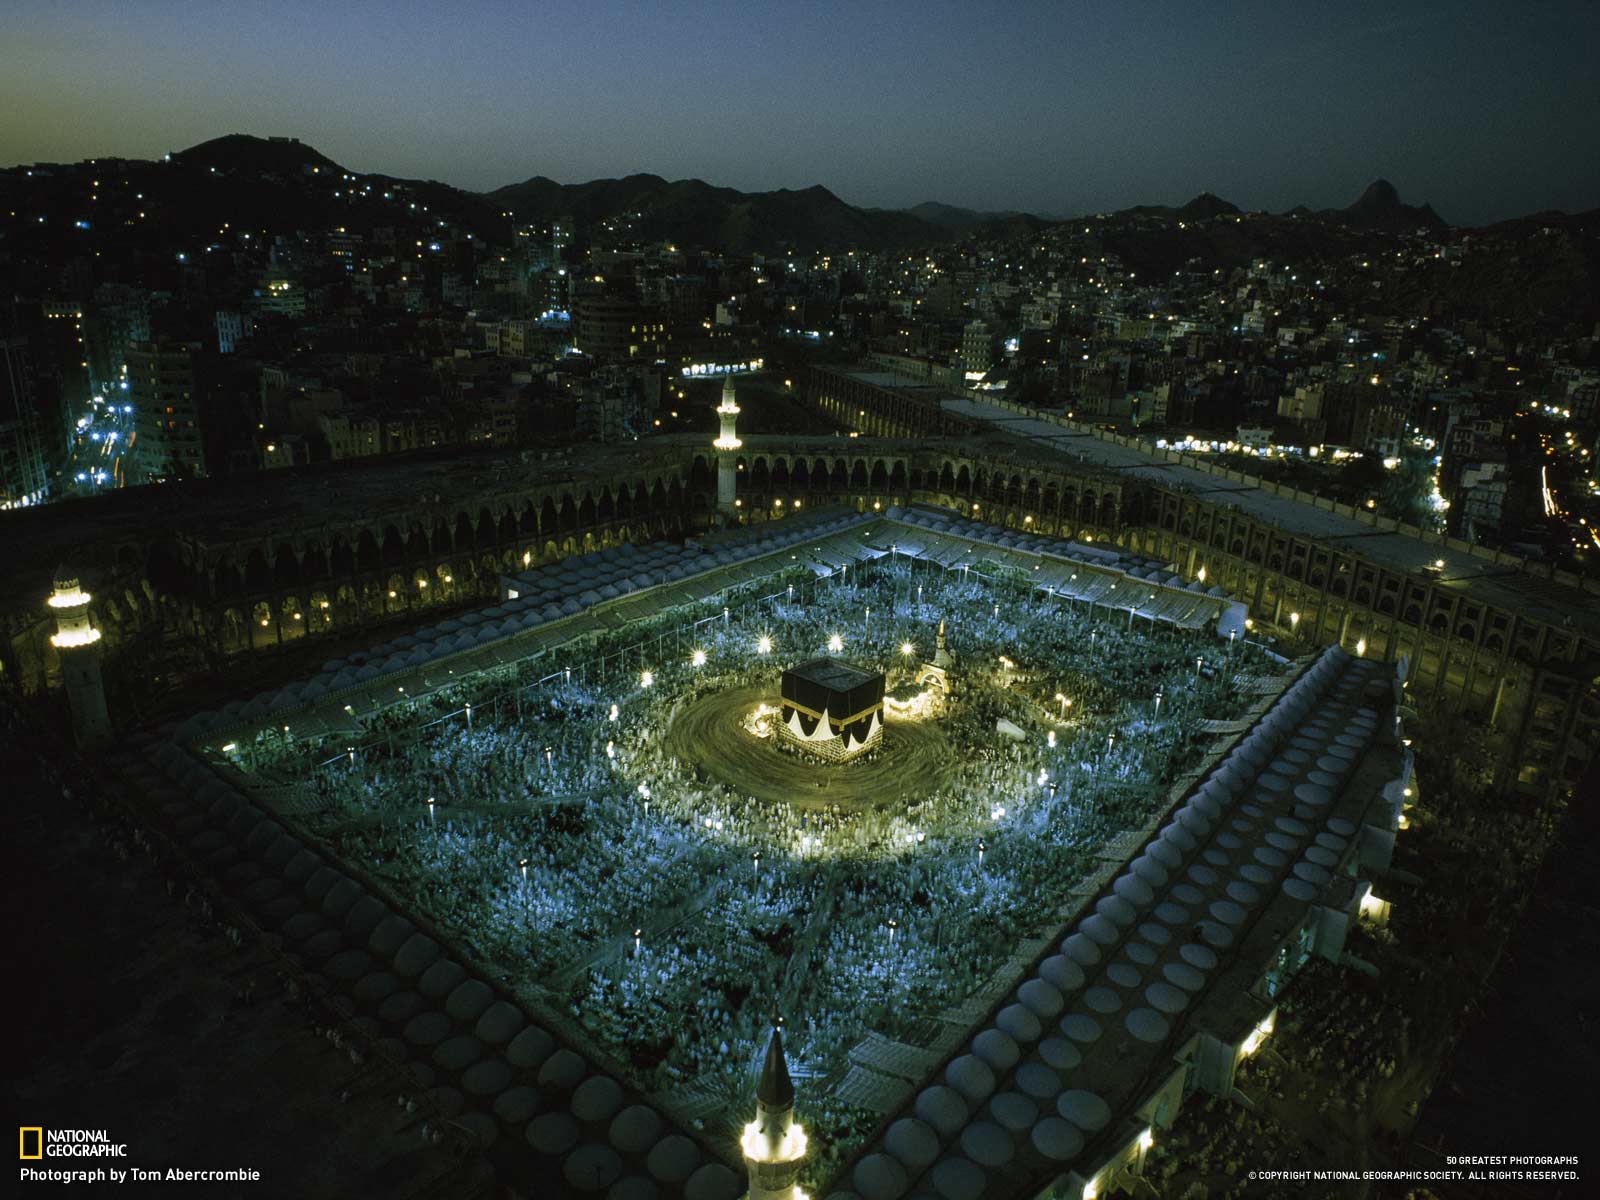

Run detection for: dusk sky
[[4, 0, 1597, 225]]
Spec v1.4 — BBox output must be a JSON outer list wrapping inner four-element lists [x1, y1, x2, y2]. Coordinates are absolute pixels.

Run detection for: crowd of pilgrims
[[262, 562, 1262, 1109]]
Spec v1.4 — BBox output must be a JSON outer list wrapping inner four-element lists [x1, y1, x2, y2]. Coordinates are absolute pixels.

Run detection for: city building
[[128, 340, 206, 482]]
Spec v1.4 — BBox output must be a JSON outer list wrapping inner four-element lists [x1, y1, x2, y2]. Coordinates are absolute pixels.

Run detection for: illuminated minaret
[[47, 565, 111, 747], [714, 375, 742, 519], [742, 1024, 806, 1200]]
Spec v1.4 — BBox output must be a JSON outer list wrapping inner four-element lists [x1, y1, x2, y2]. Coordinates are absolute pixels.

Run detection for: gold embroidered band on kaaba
[[781, 699, 884, 725]]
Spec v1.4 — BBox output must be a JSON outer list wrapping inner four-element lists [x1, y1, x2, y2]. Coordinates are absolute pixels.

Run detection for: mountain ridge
[[24, 135, 1591, 262]]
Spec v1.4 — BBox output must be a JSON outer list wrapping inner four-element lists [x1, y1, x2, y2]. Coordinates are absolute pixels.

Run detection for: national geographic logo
[[18, 1127, 128, 1158]]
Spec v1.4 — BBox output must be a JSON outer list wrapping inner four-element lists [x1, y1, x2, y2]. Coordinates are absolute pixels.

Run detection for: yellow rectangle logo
[[20, 1127, 43, 1159]]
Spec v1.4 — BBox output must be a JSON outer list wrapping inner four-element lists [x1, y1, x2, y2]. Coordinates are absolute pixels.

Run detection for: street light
[[828, 633, 843, 653], [901, 641, 915, 657], [641, 669, 653, 688], [757, 635, 772, 654], [1289, 611, 1300, 632], [692, 648, 707, 667]]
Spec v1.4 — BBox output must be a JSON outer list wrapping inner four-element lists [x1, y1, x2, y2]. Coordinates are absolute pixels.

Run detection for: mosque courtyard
[[227, 552, 1276, 1180]]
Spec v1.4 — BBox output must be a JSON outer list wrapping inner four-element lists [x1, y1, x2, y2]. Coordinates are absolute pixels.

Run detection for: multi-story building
[[129, 340, 205, 482], [0, 336, 51, 508], [961, 319, 991, 381]]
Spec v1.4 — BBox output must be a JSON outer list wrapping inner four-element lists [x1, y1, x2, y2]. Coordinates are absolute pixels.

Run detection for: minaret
[[714, 375, 742, 520], [934, 616, 953, 669], [47, 565, 112, 748], [742, 1025, 806, 1200]]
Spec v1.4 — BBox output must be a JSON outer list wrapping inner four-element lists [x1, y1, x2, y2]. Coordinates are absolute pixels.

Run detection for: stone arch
[[244, 547, 270, 594], [272, 542, 300, 588], [299, 539, 328, 582], [213, 558, 242, 599], [689, 455, 712, 493], [380, 524, 404, 567]]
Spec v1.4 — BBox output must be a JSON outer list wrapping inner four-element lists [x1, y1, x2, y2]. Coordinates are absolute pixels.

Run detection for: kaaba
[[777, 658, 885, 761]]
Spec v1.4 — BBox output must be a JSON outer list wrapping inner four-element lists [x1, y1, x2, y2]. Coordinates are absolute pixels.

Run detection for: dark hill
[[1321, 178, 1447, 232], [905, 201, 1026, 230], [1178, 192, 1241, 219], [489, 174, 942, 252], [173, 133, 344, 177]]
